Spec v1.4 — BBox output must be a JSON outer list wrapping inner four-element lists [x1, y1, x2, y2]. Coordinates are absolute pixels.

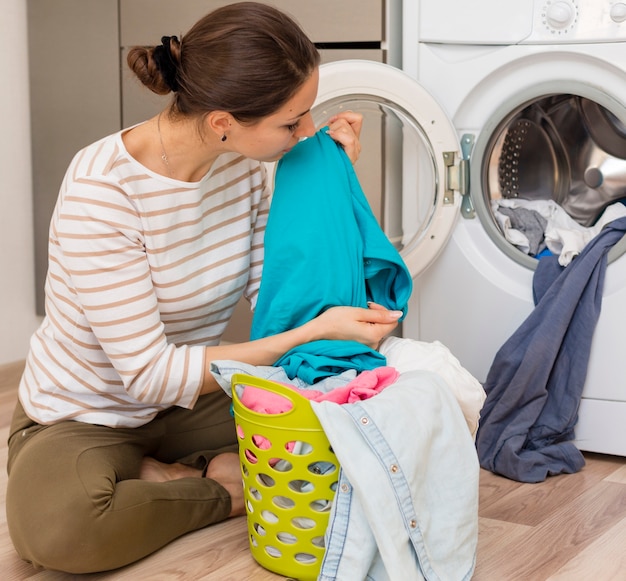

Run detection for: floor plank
[[547, 516, 626, 580], [476, 480, 626, 580], [479, 453, 625, 526]]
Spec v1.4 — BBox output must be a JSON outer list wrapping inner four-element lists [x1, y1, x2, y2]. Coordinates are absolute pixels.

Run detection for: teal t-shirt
[[251, 129, 412, 383]]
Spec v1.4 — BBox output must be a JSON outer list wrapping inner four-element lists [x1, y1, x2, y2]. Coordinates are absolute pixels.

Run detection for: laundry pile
[[232, 366, 398, 466], [493, 197, 626, 265]]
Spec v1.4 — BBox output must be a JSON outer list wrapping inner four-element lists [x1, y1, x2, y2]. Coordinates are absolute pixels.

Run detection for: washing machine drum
[[496, 95, 626, 227]]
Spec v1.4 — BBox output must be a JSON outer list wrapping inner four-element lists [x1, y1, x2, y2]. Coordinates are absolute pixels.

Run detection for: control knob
[[611, 2, 626, 23], [545, 1, 575, 29]]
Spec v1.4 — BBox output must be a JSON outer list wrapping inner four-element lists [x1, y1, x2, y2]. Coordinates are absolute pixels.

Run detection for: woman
[[5, 2, 402, 574]]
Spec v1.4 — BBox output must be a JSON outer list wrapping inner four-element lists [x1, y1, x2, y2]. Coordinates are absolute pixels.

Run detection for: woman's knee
[[6, 459, 106, 572], [5, 428, 125, 573]]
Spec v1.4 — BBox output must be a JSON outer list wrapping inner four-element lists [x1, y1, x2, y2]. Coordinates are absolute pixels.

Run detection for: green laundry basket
[[231, 374, 339, 581]]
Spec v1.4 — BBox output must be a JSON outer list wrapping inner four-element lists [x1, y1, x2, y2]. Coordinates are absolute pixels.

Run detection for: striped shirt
[[19, 130, 269, 427]]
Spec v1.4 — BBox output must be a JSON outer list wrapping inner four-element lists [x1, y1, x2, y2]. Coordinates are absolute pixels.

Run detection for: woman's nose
[[295, 113, 316, 138]]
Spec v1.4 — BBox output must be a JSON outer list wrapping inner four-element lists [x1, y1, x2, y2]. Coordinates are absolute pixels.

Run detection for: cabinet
[[27, 0, 121, 315], [28, 0, 392, 340], [120, 0, 385, 128]]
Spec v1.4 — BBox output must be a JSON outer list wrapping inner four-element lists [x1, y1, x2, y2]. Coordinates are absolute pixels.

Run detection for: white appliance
[[312, 0, 626, 456]]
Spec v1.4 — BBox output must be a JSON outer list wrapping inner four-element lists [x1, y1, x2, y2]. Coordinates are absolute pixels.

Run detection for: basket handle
[[231, 373, 315, 416]]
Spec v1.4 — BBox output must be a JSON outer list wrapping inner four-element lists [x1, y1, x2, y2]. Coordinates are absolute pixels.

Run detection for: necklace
[[157, 112, 173, 177]]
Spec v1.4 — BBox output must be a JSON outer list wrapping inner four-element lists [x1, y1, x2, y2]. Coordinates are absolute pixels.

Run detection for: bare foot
[[139, 454, 245, 517], [139, 457, 202, 482], [205, 453, 245, 517]]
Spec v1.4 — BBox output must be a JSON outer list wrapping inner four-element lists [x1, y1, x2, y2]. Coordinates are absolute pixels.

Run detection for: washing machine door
[[313, 60, 463, 277]]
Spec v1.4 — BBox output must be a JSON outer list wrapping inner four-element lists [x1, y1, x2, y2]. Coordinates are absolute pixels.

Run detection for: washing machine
[[311, 0, 626, 456]]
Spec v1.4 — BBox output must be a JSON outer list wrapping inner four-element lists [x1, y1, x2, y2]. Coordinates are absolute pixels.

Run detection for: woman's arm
[[200, 303, 402, 394]]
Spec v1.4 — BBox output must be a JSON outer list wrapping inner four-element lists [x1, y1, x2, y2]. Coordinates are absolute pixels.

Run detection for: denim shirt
[[312, 370, 479, 581]]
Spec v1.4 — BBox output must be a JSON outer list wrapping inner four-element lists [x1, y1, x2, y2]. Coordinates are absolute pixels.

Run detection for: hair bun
[[153, 36, 180, 92]]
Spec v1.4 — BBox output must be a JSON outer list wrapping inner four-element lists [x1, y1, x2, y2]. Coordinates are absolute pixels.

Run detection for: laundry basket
[[230, 374, 339, 581]]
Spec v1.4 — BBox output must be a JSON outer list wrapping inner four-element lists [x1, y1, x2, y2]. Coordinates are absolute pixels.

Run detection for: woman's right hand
[[309, 303, 402, 350], [325, 111, 363, 164]]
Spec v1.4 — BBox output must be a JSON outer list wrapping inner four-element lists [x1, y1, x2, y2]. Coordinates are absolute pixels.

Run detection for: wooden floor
[[1, 360, 626, 581]]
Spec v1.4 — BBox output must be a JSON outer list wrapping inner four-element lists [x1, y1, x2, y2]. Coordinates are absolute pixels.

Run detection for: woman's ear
[[206, 111, 233, 141]]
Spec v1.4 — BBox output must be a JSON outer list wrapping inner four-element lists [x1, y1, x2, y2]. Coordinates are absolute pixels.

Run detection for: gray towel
[[498, 205, 548, 256]]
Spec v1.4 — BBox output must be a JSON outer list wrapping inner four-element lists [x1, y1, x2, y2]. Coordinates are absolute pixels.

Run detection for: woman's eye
[[287, 122, 300, 132]]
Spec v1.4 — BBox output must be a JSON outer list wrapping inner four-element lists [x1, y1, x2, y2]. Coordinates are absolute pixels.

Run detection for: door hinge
[[444, 134, 475, 217], [443, 152, 467, 204]]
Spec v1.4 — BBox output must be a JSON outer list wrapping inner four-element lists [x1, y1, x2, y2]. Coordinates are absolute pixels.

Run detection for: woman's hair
[[127, 2, 320, 124]]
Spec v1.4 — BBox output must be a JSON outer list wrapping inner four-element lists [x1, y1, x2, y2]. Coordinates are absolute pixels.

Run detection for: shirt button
[[360, 417, 369, 425], [409, 519, 417, 528], [390, 464, 399, 473], [340, 483, 351, 493]]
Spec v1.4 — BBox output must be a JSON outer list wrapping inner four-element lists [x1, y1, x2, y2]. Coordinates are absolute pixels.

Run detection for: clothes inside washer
[[494, 96, 626, 228], [492, 198, 626, 265], [496, 205, 548, 256]]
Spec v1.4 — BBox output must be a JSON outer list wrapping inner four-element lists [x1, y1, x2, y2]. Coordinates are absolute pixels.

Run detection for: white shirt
[[19, 129, 269, 427]]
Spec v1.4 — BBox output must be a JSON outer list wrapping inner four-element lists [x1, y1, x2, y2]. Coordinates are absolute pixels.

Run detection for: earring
[[221, 134, 227, 142]]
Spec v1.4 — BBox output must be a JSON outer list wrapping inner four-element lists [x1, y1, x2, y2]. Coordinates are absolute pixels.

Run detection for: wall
[[0, 0, 41, 365]]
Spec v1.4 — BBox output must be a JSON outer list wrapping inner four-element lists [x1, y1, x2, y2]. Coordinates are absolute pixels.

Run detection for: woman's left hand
[[325, 111, 363, 164]]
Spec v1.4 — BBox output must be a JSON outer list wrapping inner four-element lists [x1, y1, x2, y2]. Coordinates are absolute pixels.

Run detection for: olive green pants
[[6, 391, 238, 574]]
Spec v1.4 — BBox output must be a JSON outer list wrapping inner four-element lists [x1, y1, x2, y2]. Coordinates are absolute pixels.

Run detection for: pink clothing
[[239, 366, 400, 414]]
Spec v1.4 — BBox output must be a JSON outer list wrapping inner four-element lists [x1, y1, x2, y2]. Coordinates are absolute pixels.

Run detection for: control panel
[[528, 0, 626, 42], [417, 0, 626, 44]]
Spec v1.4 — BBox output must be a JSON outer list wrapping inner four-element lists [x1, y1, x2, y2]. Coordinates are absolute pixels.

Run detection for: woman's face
[[232, 68, 319, 162]]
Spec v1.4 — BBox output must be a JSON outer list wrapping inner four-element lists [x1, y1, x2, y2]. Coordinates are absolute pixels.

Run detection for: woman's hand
[[310, 302, 401, 350], [201, 302, 401, 393], [325, 110, 363, 164]]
